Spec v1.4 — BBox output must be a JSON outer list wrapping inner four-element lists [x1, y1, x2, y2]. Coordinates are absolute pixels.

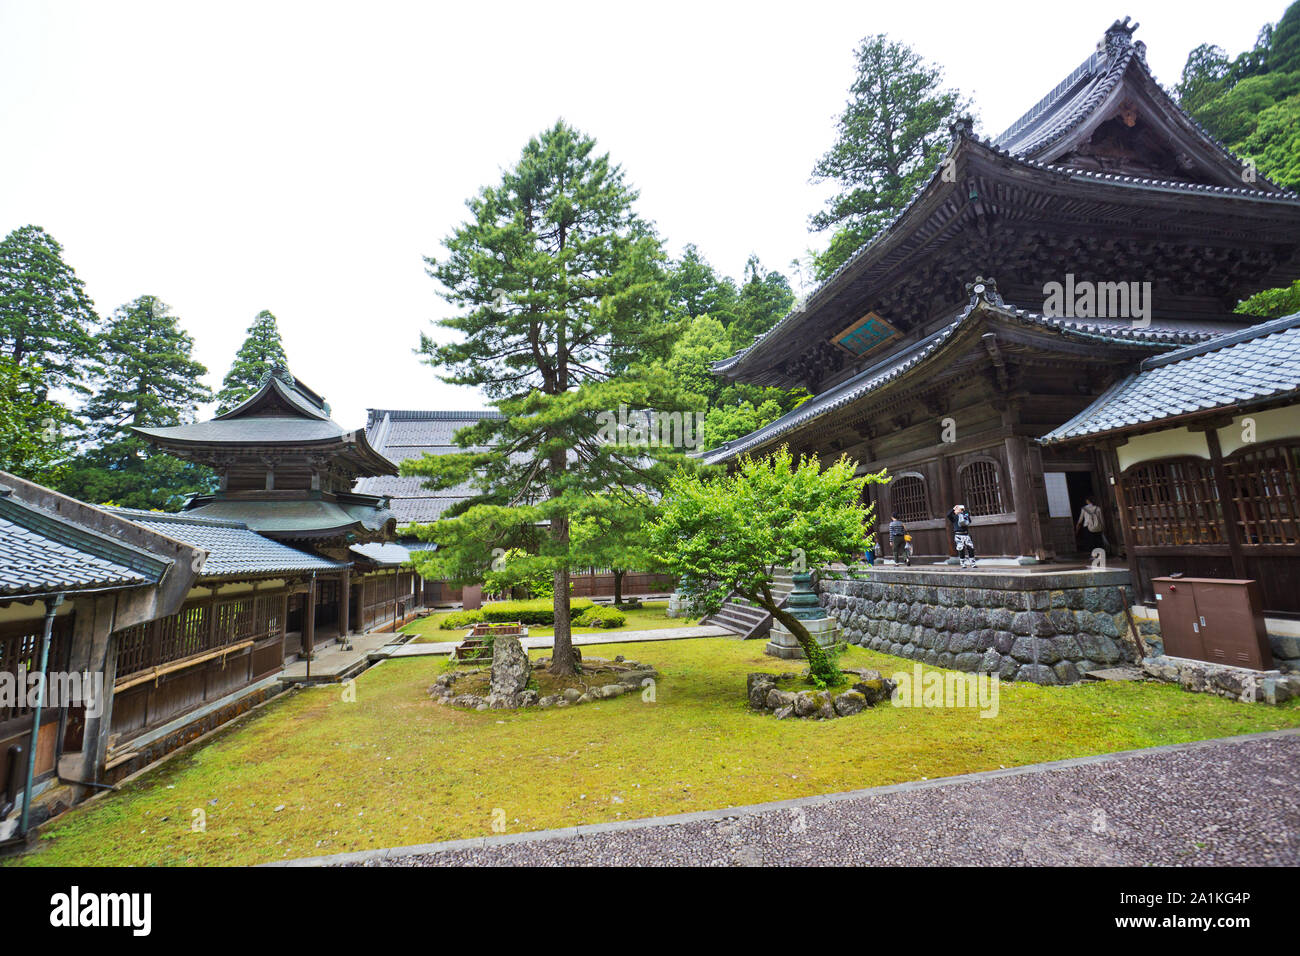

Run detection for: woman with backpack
[[947, 504, 977, 569]]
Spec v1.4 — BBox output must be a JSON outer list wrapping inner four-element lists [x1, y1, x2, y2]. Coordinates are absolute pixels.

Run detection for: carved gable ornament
[[831, 311, 902, 359]]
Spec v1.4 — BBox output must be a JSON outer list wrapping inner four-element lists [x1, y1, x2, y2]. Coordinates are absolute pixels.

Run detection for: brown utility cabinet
[[1151, 577, 1273, 670]]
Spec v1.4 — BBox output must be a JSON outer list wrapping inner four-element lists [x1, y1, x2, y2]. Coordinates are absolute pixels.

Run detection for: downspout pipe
[[19, 592, 64, 837]]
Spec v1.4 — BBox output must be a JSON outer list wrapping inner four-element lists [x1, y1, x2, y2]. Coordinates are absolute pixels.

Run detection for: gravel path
[[315, 730, 1300, 867]]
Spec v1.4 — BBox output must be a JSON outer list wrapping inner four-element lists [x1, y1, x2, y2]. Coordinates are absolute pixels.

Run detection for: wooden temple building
[[134, 367, 434, 643], [1041, 312, 1300, 618], [705, 18, 1300, 608], [0, 367, 454, 834]]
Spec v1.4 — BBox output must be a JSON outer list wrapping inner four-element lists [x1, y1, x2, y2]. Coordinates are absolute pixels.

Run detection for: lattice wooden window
[[890, 475, 929, 522], [0, 620, 71, 724], [1224, 440, 1300, 545], [1122, 458, 1223, 547], [960, 460, 1004, 516]]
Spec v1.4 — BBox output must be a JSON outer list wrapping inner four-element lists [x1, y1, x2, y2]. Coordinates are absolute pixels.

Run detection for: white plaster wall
[[1117, 427, 1209, 471], [1217, 405, 1300, 457]]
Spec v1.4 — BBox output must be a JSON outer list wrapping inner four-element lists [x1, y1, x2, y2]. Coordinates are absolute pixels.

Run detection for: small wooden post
[[1204, 427, 1248, 579], [340, 566, 351, 648], [305, 572, 317, 675]]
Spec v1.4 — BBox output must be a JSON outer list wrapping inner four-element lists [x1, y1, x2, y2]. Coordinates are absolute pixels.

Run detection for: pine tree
[[729, 255, 796, 350], [0, 356, 75, 483], [810, 35, 969, 279], [60, 296, 214, 510], [665, 244, 739, 325], [408, 120, 690, 676], [216, 310, 289, 413], [0, 225, 98, 392]]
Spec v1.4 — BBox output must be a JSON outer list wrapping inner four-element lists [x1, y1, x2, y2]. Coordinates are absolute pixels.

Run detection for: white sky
[[0, 0, 1284, 428]]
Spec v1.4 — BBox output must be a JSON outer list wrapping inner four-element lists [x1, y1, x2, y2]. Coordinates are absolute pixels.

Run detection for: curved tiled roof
[[357, 410, 502, 526], [107, 508, 348, 577], [1040, 312, 1300, 443], [136, 418, 346, 444], [215, 367, 332, 422], [0, 495, 168, 597], [994, 23, 1142, 157], [712, 20, 1298, 384], [702, 292, 1218, 465]]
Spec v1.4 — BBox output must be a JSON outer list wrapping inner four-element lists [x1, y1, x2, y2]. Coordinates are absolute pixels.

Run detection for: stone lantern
[[765, 571, 839, 659]]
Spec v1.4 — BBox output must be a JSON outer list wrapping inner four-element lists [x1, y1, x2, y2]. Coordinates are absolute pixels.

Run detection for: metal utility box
[[1151, 577, 1273, 670]]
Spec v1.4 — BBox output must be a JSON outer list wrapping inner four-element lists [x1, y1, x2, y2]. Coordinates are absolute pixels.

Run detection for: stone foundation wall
[[819, 568, 1140, 685], [1141, 655, 1300, 705]]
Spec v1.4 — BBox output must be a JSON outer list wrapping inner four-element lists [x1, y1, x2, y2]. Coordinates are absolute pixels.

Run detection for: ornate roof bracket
[[982, 331, 1012, 393], [966, 277, 1006, 308]]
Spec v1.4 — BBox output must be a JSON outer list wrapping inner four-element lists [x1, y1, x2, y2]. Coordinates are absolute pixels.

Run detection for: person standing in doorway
[[888, 513, 909, 566], [1076, 496, 1106, 555], [947, 504, 976, 568]]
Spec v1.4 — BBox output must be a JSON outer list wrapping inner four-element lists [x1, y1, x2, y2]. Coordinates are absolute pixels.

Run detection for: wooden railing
[[113, 591, 286, 685]]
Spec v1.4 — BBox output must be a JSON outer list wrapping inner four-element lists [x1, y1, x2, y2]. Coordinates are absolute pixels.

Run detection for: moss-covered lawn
[[12, 638, 1300, 867], [403, 599, 700, 642]]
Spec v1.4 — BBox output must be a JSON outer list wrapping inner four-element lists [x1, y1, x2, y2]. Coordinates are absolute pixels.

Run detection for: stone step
[[720, 601, 766, 619], [709, 607, 763, 627], [711, 613, 764, 634], [703, 600, 774, 640]]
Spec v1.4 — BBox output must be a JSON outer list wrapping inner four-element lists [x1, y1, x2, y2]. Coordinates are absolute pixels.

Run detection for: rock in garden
[[620, 668, 658, 689], [794, 691, 826, 717], [562, 688, 583, 703], [833, 691, 867, 716], [852, 679, 889, 705], [490, 634, 531, 702], [747, 672, 780, 694], [749, 680, 775, 709], [766, 688, 796, 710]]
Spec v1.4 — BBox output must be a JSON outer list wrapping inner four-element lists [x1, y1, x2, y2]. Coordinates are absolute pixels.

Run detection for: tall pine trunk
[[613, 569, 624, 606], [548, 442, 577, 675]]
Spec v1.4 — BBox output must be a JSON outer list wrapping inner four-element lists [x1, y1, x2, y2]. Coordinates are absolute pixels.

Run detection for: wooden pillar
[[936, 452, 956, 557], [1004, 435, 1046, 561], [392, 570, 399, 629], [1103, 443, 1143, 589], [304, 573, 317, 659], [207, 586, 219, 650], [339, 566, 351, 638], [361, 576, 369, 632], [1205, 428, 1248, 579], [75, 594, 118, 788], [279, 592, 289, 662]]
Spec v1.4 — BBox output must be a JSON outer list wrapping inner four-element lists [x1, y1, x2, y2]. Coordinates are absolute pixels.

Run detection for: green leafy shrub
[[438, 609, 486, 630], [480, 598, 595, 626], [573, 605, 626, 629]]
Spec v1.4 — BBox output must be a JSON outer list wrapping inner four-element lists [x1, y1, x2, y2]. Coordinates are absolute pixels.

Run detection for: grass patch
[[404, 599, 699, 642], [12, 638, 1299, 867]]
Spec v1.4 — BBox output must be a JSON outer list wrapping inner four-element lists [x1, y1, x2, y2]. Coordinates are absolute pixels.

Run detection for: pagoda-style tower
[[135, 366, 398, 560], [136, 367, 401, 648]]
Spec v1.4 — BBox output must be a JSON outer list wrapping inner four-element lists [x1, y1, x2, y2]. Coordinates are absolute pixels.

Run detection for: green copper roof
[[136, 417, 346, 445], [183, 496, 395, 540]]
